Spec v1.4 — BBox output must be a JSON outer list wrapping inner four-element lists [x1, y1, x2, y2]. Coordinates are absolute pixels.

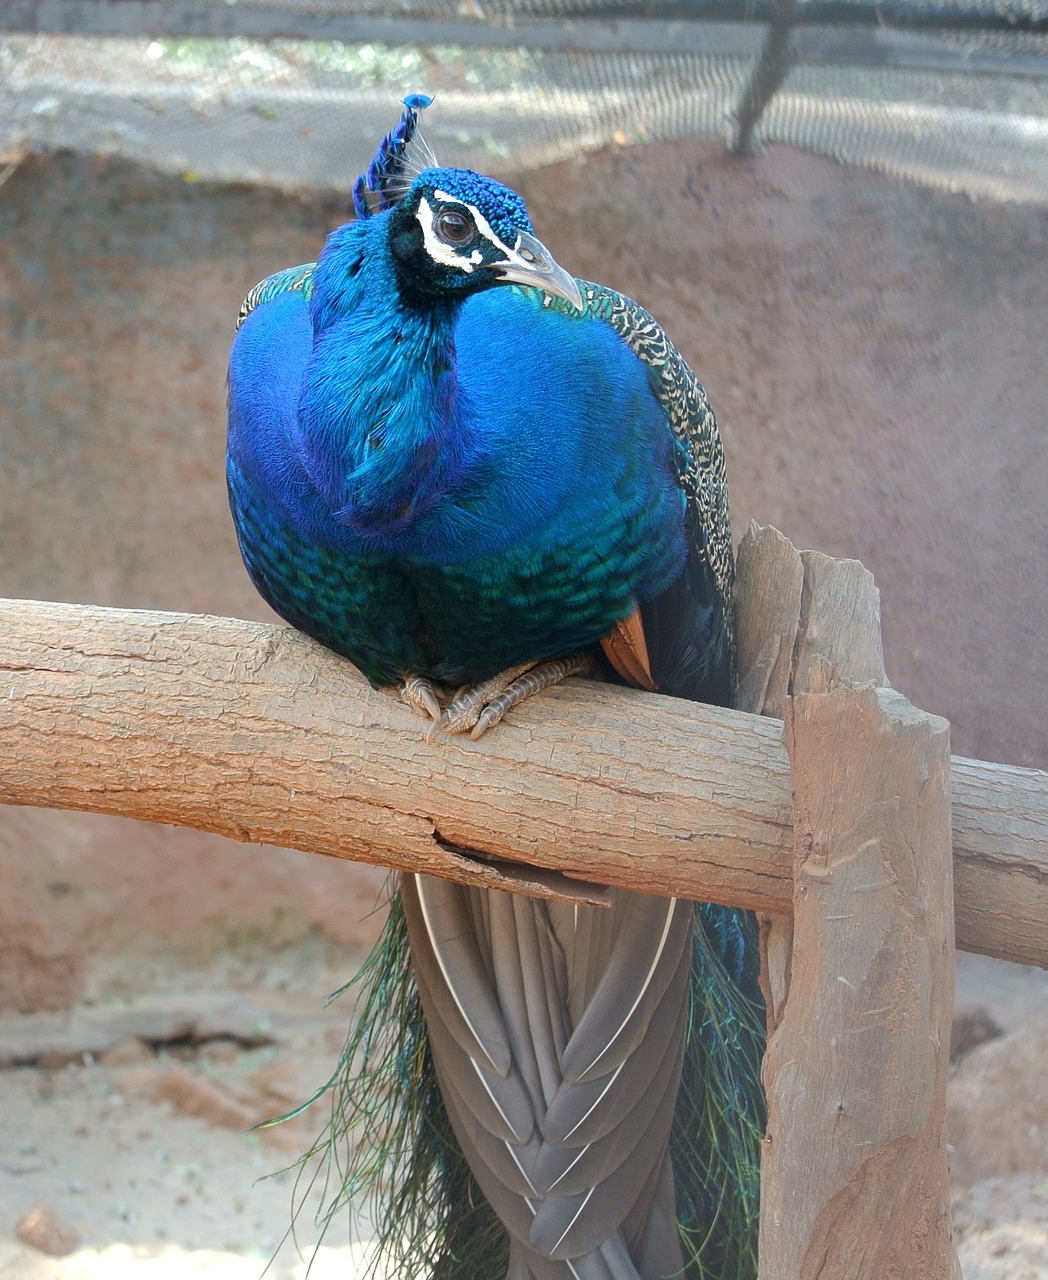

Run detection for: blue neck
[[298, 218, 470, 540]]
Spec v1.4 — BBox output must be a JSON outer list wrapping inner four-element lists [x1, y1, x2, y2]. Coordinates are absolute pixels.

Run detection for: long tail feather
[[277, 888, 764, 1280], [674, 903, 765, 1279]]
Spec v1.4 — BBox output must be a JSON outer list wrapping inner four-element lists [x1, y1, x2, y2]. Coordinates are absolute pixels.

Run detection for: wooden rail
[[0, 559, 1045, 967]]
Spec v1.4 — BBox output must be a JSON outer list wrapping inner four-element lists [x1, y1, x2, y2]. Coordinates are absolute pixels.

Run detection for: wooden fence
[[1, 522, 1046, 1278]]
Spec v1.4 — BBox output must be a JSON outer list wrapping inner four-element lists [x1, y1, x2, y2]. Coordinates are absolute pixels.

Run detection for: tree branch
[[1, 598, 1045, 966]]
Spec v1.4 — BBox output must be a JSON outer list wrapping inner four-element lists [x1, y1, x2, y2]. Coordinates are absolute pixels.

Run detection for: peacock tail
[[287, 889, 764, 1279]]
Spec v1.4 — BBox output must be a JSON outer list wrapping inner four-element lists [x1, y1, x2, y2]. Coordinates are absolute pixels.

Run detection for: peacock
[[227, 95, 765, 1280]]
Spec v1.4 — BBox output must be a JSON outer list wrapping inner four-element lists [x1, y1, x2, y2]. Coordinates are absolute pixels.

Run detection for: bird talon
[[441, 662, 536, 735], [444, 655, 595, 739], [400, 675, 445, 722], [469, 703, 507, 740]]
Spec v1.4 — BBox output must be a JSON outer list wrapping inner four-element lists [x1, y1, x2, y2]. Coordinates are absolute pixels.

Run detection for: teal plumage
[[229, 97, 764, 1279]]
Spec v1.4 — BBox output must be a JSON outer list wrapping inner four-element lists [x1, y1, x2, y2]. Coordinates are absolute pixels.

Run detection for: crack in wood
[[431, 826, 612, 906], [957, 848, 1048, 884]]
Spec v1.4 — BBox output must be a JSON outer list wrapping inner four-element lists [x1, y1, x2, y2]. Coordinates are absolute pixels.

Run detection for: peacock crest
[[352, 92, 437, 220]]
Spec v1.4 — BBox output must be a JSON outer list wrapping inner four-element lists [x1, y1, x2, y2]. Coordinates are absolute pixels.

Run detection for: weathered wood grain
[[0, 597, 1045, 965], [760, 670, 961, 1279], [735, 522, 804, 720], [0, 597, 794, 910], [735, 522, 805, 1030], [754, 528, 960, 1277]]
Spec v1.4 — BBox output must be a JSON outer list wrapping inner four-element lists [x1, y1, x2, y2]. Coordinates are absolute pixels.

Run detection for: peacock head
[[353, 95, 582, 314], [385, 167, 583, 313]]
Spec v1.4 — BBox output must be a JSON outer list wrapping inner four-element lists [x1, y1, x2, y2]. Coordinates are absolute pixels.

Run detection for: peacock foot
[[399, 674, 445, 722], [442, 654, 595, 740]]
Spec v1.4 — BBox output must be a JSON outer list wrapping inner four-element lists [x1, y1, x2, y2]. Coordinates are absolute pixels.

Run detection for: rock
[[950, 1005, 1002, 1063], [0, 994, 276, 1067], [152, 1068, 255, 1131], [100, 1037, 154, 1067], [246, 1061, 301, 1108], [196, 1036, 240, 1063], [32, 1049, 86, 1070], [947, 1017, 1048, 1190], [15, 1202, 80, 1256]]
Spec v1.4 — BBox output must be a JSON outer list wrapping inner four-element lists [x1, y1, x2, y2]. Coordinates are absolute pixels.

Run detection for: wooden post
[[737, 526, 962, 1278], [735, 524, 805, 1031], [761, 668, 960, 1277]]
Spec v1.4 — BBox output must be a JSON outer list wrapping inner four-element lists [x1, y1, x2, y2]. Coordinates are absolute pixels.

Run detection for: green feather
[[674, 904, 765, 1278], [236, 262, 316, 332], [276, 888, 508, 1276]]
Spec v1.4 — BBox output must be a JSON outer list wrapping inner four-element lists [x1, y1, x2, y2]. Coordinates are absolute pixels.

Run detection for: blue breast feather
[[227, 270, 688, 684]]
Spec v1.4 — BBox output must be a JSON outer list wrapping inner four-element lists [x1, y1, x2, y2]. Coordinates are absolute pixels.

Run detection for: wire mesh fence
[[1, 2, 1045, 201]]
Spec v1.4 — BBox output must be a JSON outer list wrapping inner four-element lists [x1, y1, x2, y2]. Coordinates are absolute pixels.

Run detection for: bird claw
[[400, 675, 445, 722], [443, 654, 595, 739], [441, 662, 535, 735], [401, 656, 595, 737]]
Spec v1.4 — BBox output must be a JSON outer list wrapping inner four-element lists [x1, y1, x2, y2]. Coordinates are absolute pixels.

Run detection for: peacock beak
[[491, 230, 584, 312]]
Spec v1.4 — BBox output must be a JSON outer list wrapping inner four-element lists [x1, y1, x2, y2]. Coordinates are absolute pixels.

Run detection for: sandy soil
[[0, 946, 372, 1279], [1, 946, 1045, 1279]]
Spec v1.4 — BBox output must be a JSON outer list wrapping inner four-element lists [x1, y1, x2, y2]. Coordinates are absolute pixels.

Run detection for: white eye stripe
[[417, 195, 482, 271], [417, 192, 513, 273], [433, 189, 509, 256]]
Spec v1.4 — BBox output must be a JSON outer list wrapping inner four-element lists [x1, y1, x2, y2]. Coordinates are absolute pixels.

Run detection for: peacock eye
[[434, 208, 475, 247]]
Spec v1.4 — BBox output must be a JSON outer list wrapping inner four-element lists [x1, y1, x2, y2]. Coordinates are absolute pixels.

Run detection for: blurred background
[[0, 2, 1046, 1277]]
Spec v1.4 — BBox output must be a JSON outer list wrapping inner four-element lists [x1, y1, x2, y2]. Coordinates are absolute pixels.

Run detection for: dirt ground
[[0, 943, 372, 1280], [1, 946, 1046, 1279]]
